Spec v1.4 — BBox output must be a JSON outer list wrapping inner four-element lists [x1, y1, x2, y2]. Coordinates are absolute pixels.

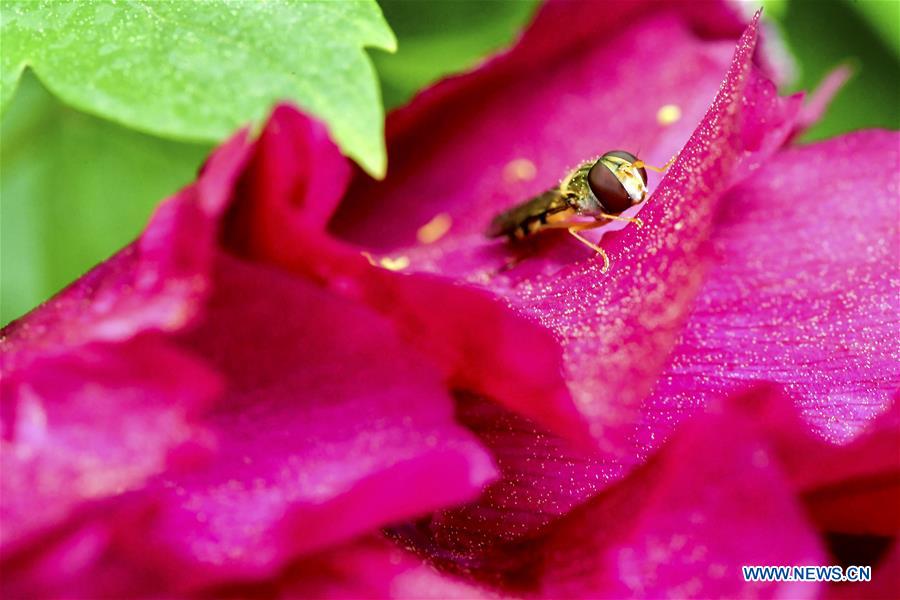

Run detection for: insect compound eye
[[602, 150, 648, 186], [587, 159, 633, 214]]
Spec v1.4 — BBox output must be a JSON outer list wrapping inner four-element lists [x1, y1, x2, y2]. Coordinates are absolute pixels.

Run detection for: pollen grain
[[379, 256, 410, 271], [503, 157, 538, 183], [656, 104, 682, 126], [416, 212, 453, 244]]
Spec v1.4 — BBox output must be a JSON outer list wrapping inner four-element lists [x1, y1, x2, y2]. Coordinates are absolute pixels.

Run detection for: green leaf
[[1, 72, 210, 325], [847, 0, 900, 60], [0, 0, 395, 176], [759, 0, 788, 20], [774, 0, 900, 140], [373, 0, 538, 109]]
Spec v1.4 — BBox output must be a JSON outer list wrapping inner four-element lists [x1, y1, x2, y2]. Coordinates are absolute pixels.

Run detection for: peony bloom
[[1, 1, 897, 598]]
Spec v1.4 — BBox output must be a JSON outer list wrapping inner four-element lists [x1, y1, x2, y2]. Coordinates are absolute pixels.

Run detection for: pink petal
[[793, 65, 853, 136], [801, 406, 900, 536], [1, 112, 501, 593], [0, 131, 251, 370], [138, 253, 495, 586], [382, 62, 896, 578], [716, 388, 900, 536], [224, 105, 351, 258], [343, 0, 767, 440], [224, 105, 588, 443], [277, 536, 495, 600], [0, 132, 250, 556], [506, 131, 899, 551], [536, 389, 827, 599], [374, 0, 745, 178], [333, 8, 801, 446], [807, 481, 900, 539], [3, 528, 495, 600], [408, 393, 614, 549], [827, 541, 900, 599], [641, 131, 900, 466], [369, 10, 804, 562], [0, 509, 168, 599], [0, 338, 219, 554], [335, 12, 739, 250]]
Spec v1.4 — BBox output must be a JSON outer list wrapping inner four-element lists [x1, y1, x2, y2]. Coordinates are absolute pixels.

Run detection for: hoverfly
[[487, 151, 672, 272]]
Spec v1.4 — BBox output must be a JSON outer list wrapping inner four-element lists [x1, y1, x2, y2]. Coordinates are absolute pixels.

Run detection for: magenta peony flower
[[2, 1, 897, 598]]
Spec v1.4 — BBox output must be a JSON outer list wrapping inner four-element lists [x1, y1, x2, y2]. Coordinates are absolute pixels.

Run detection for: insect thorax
[[561, 162, 604, 215]]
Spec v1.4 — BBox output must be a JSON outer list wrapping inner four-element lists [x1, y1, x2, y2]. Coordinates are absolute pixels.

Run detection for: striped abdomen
[[486, 189, 571, 238]]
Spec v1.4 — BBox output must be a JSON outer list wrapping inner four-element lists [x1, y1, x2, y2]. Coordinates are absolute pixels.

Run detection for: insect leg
[[632, 153, 677, 173], [539, 213, 642, 229], [568, 226, 610, 273], [597, 213, 643, 228]]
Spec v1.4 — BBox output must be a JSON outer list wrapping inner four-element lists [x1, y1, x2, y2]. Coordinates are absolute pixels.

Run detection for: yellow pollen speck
[[360, 251, 378, 266], [361, 251, 409, 271], [379, 256, 410, 271], [416, 212, 453, 244], [656, 104, 682, 125], [503, 157, 537, 183]]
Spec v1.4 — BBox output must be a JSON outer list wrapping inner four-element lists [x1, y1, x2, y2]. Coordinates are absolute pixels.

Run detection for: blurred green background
[[1, 0, 898, 325]]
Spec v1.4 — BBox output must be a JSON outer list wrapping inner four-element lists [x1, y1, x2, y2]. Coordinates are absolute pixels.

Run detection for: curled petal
[[685, 131, 898, 439], [333, 9, 801, 448], [378, 10, 806, 563], [535, 389, 827, 599], [641, 131, 900, 476], [139, 253, 496, 586], [0, 130, 251, 556], [2, 107, 501, 591], [225, 105, 588, 442], [277, 536, 496, 600], [827, 541, 900, 599], [0, 131, 251, 371], [0, 339, 219, 554]]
